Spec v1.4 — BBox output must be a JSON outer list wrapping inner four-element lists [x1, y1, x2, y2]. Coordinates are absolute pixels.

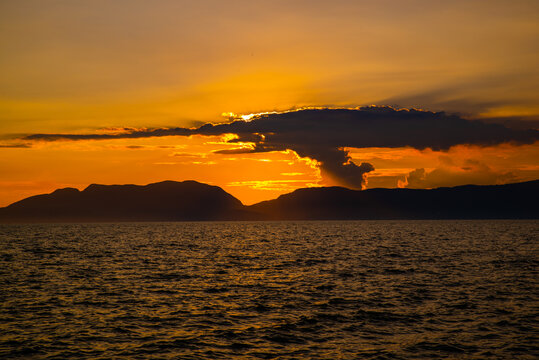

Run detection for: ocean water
[[0, 221, 537, 359]]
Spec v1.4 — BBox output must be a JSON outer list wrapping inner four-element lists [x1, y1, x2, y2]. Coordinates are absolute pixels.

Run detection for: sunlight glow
[[227, 179, 317, 191]]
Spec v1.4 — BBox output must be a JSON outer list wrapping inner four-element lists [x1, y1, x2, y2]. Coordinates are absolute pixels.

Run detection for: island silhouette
[[0, 180, 537, 222]]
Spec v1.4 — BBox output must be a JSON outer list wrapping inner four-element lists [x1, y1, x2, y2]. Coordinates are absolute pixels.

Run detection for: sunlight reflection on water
[[0, 221, 537, 359]]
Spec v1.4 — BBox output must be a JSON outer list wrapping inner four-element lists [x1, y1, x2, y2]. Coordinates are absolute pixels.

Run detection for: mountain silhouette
[[248, 180, 539, 220], [0, 180, 537, 222], [0, 180, 246, 222]]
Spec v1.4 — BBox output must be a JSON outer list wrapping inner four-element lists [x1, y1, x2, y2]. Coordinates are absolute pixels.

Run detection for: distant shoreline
[[1, 180, 537, 222]]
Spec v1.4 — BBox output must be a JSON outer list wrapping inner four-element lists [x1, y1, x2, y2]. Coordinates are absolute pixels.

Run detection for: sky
[[1, 0, 538, 206]]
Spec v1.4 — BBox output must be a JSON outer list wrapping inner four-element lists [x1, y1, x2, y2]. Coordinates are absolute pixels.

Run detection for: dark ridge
[[247, 180, 539, 220], [0, 180, 246, 222], [0, 180, 537, 222]]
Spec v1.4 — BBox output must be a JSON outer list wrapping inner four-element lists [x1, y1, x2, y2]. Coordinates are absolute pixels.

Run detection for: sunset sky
[[1, 0, 538, 206]]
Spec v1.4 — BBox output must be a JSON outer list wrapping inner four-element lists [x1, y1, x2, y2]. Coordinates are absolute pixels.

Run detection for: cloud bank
[[402, 156, 517, 189], [23, 106, 539, 189]]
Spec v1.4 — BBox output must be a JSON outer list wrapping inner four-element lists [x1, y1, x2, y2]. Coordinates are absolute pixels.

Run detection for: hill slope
[[0, 180, 245, 222], [0, 180, 537, 222], [247, 180, 539, 220]]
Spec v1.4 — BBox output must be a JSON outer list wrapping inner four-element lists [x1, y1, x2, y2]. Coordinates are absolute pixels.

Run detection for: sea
[[0, 220, 537, 359]]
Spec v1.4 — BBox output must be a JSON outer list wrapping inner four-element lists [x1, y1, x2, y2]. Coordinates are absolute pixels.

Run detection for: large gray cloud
[[23, 106, 539, 189]]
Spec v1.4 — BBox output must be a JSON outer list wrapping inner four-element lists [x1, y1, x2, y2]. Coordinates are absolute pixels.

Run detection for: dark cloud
[[476, 116, 539, 130], [213, 148, 256, 155], [24, 127, 192, 141], [0, 143, 31, 148], [21, 106, 539, 189]]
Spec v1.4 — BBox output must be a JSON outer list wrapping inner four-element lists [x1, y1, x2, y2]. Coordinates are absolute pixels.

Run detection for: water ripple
[[0, 220, 537, 359]]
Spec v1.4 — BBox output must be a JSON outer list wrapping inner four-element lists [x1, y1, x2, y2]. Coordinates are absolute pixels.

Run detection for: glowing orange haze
[[0, 1, 538, 206], [1, 131, 538, 207]]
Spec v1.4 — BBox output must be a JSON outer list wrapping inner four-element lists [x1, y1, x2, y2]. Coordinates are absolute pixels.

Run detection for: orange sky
[[1, 1, 538, 206]]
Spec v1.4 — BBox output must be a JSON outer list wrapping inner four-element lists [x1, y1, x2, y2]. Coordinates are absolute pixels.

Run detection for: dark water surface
[[0, 221, 537, 359]]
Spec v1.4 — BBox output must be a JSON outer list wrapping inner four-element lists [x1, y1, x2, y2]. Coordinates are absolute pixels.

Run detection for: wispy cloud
[[0, 143, 31, 148]]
